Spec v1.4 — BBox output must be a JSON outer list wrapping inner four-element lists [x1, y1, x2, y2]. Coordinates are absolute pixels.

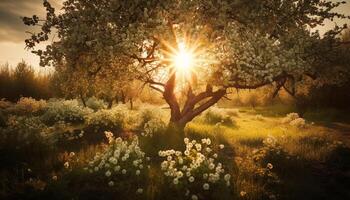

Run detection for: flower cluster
[[85, 107, 126, 133], [6, 97, 47, 115], [85, 132, 150, 194], [142, 118, 166, 137], [201, 107, 235, 126], [159, 137, 231, 199], [85, 97, 107, 111], [41, 99, 92, 125], [281, 113, 306, 128]]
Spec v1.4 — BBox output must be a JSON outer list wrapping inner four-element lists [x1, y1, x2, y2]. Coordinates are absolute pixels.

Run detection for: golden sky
[[0, 0, 349, 72]]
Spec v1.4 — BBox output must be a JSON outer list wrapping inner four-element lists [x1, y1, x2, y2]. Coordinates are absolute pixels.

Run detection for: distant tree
[[0, 61, 53, 101], [24, 0, 350, 133]]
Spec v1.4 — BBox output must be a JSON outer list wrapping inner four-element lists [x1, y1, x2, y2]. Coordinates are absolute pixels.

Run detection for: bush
[[158, 137, 233, 200], [289, 118, 306, 128], [0, 116, 53, 168], [200, 107, 235, 126], [85, 107, 126, 134], [281, 113, 300, 124], [41, 99, 92, 125], [86, 97, 107, 111], [82, 132, 150, 198], [281, 113, 306, 128], [7, 97, 47, 115], [0, 98, 12, 110]]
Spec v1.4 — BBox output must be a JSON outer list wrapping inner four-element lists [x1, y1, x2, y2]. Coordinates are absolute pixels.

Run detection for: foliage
[[0, 116, 52, 168], [281, 113, 306, 128], [41, 99, 92, 125], [6, 97, 47, 115], [83, 132, 150, 197], [23, 0, 350, 127], [85, 107, 125, 134], [158, 138, 233, 200], [0, 62, 53, 101], [85, 97, 107, 111], [198, 107, 235, 127]]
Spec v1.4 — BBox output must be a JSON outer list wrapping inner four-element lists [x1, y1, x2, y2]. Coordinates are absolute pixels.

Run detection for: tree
[[24, 0, 349, 132]]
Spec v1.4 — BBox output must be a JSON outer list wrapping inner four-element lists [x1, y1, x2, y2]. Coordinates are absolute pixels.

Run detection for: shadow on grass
[[262, 145, 350, 200]]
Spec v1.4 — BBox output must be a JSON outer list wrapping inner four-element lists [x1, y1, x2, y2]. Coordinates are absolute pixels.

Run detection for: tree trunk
[[107, 99, 113, 109], [161, 72, 226, 143], [129, 97, 133, 110], [79, 92, 87, 107]]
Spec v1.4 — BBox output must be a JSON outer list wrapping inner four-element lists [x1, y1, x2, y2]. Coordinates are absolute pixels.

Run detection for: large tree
[[24, 0, 349, 131]]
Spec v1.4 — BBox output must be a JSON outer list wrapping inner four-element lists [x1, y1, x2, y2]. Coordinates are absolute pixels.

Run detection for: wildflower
[[52, 175, 58, 181], [267, 163, 273, 170], [209, 163, 215, 170], [191, 194, 198, 200], [136, 188, 143, 194], [189, 176, 195, 182], [184, 138, 189, 144], [206, 147, 212, 153], [224, 174, 231, 181], [108, 181, 114, 186], [64, 162, 70, 169], [69, 152, 75, 157], [203, 183, 210, 190], [167, 155, 172, 161], [186, 171, 191, 177], [136, 170, 141, 176], [203, 173, 208, 179], [219, 144, 225, 149], [240, 191, 247, 196], [105, 170, 111, 177], [122, 169, 127, 174], [195, 144, 202, 151], [173, 178, 179, 185], [114, 165, 121, 171]]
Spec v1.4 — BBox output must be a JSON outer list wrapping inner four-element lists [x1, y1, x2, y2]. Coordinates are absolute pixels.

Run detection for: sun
[[172, 42, 194, 74]]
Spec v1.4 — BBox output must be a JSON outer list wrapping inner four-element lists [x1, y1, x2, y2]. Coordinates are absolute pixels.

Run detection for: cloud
[[0, 0, 61, 43]]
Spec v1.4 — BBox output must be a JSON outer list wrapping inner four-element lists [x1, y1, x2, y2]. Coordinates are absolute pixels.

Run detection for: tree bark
[[161, 71, 227, 133], [79, 92, 87, 107]]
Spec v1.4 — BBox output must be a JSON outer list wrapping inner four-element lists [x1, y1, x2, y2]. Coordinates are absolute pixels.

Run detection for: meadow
[[0, 97, 349, 200]]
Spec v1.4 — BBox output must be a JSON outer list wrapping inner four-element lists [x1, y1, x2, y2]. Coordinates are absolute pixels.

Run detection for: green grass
[[1, 105, 350, 200]]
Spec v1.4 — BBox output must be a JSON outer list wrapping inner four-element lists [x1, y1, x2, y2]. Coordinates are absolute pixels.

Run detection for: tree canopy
[[24, 0, 350, 128]]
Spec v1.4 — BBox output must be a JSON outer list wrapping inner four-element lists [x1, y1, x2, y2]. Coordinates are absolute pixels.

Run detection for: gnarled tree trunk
[[162, 72, 226, 133]]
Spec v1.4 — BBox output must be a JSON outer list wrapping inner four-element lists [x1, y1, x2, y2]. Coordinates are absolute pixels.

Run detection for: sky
[[0, 0, 349, 73]]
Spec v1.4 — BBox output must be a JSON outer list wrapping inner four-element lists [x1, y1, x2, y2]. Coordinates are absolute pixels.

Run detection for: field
[[0, 98, 349, 200]]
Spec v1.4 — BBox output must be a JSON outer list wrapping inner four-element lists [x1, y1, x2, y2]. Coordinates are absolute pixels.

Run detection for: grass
[[1, 104, 350, 200]]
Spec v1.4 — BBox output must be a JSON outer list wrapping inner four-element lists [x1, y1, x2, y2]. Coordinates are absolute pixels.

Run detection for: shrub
[[281, 113, 300, 124], [0, 116, 53, 168], [41, 99, 92, 125], [281, 113, 306, 128], [86, 97, 107, 111], [85, 107, 126, 134], [201, 107, 235, 126], [83, 132, 150, 197], [289, 118, 306, 128], [142, 118, 167, 137], [158, 137, 233, 200], [8, 97, 47, 115], [137, 106, 168, 127], [0, 98, 12, 110]]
